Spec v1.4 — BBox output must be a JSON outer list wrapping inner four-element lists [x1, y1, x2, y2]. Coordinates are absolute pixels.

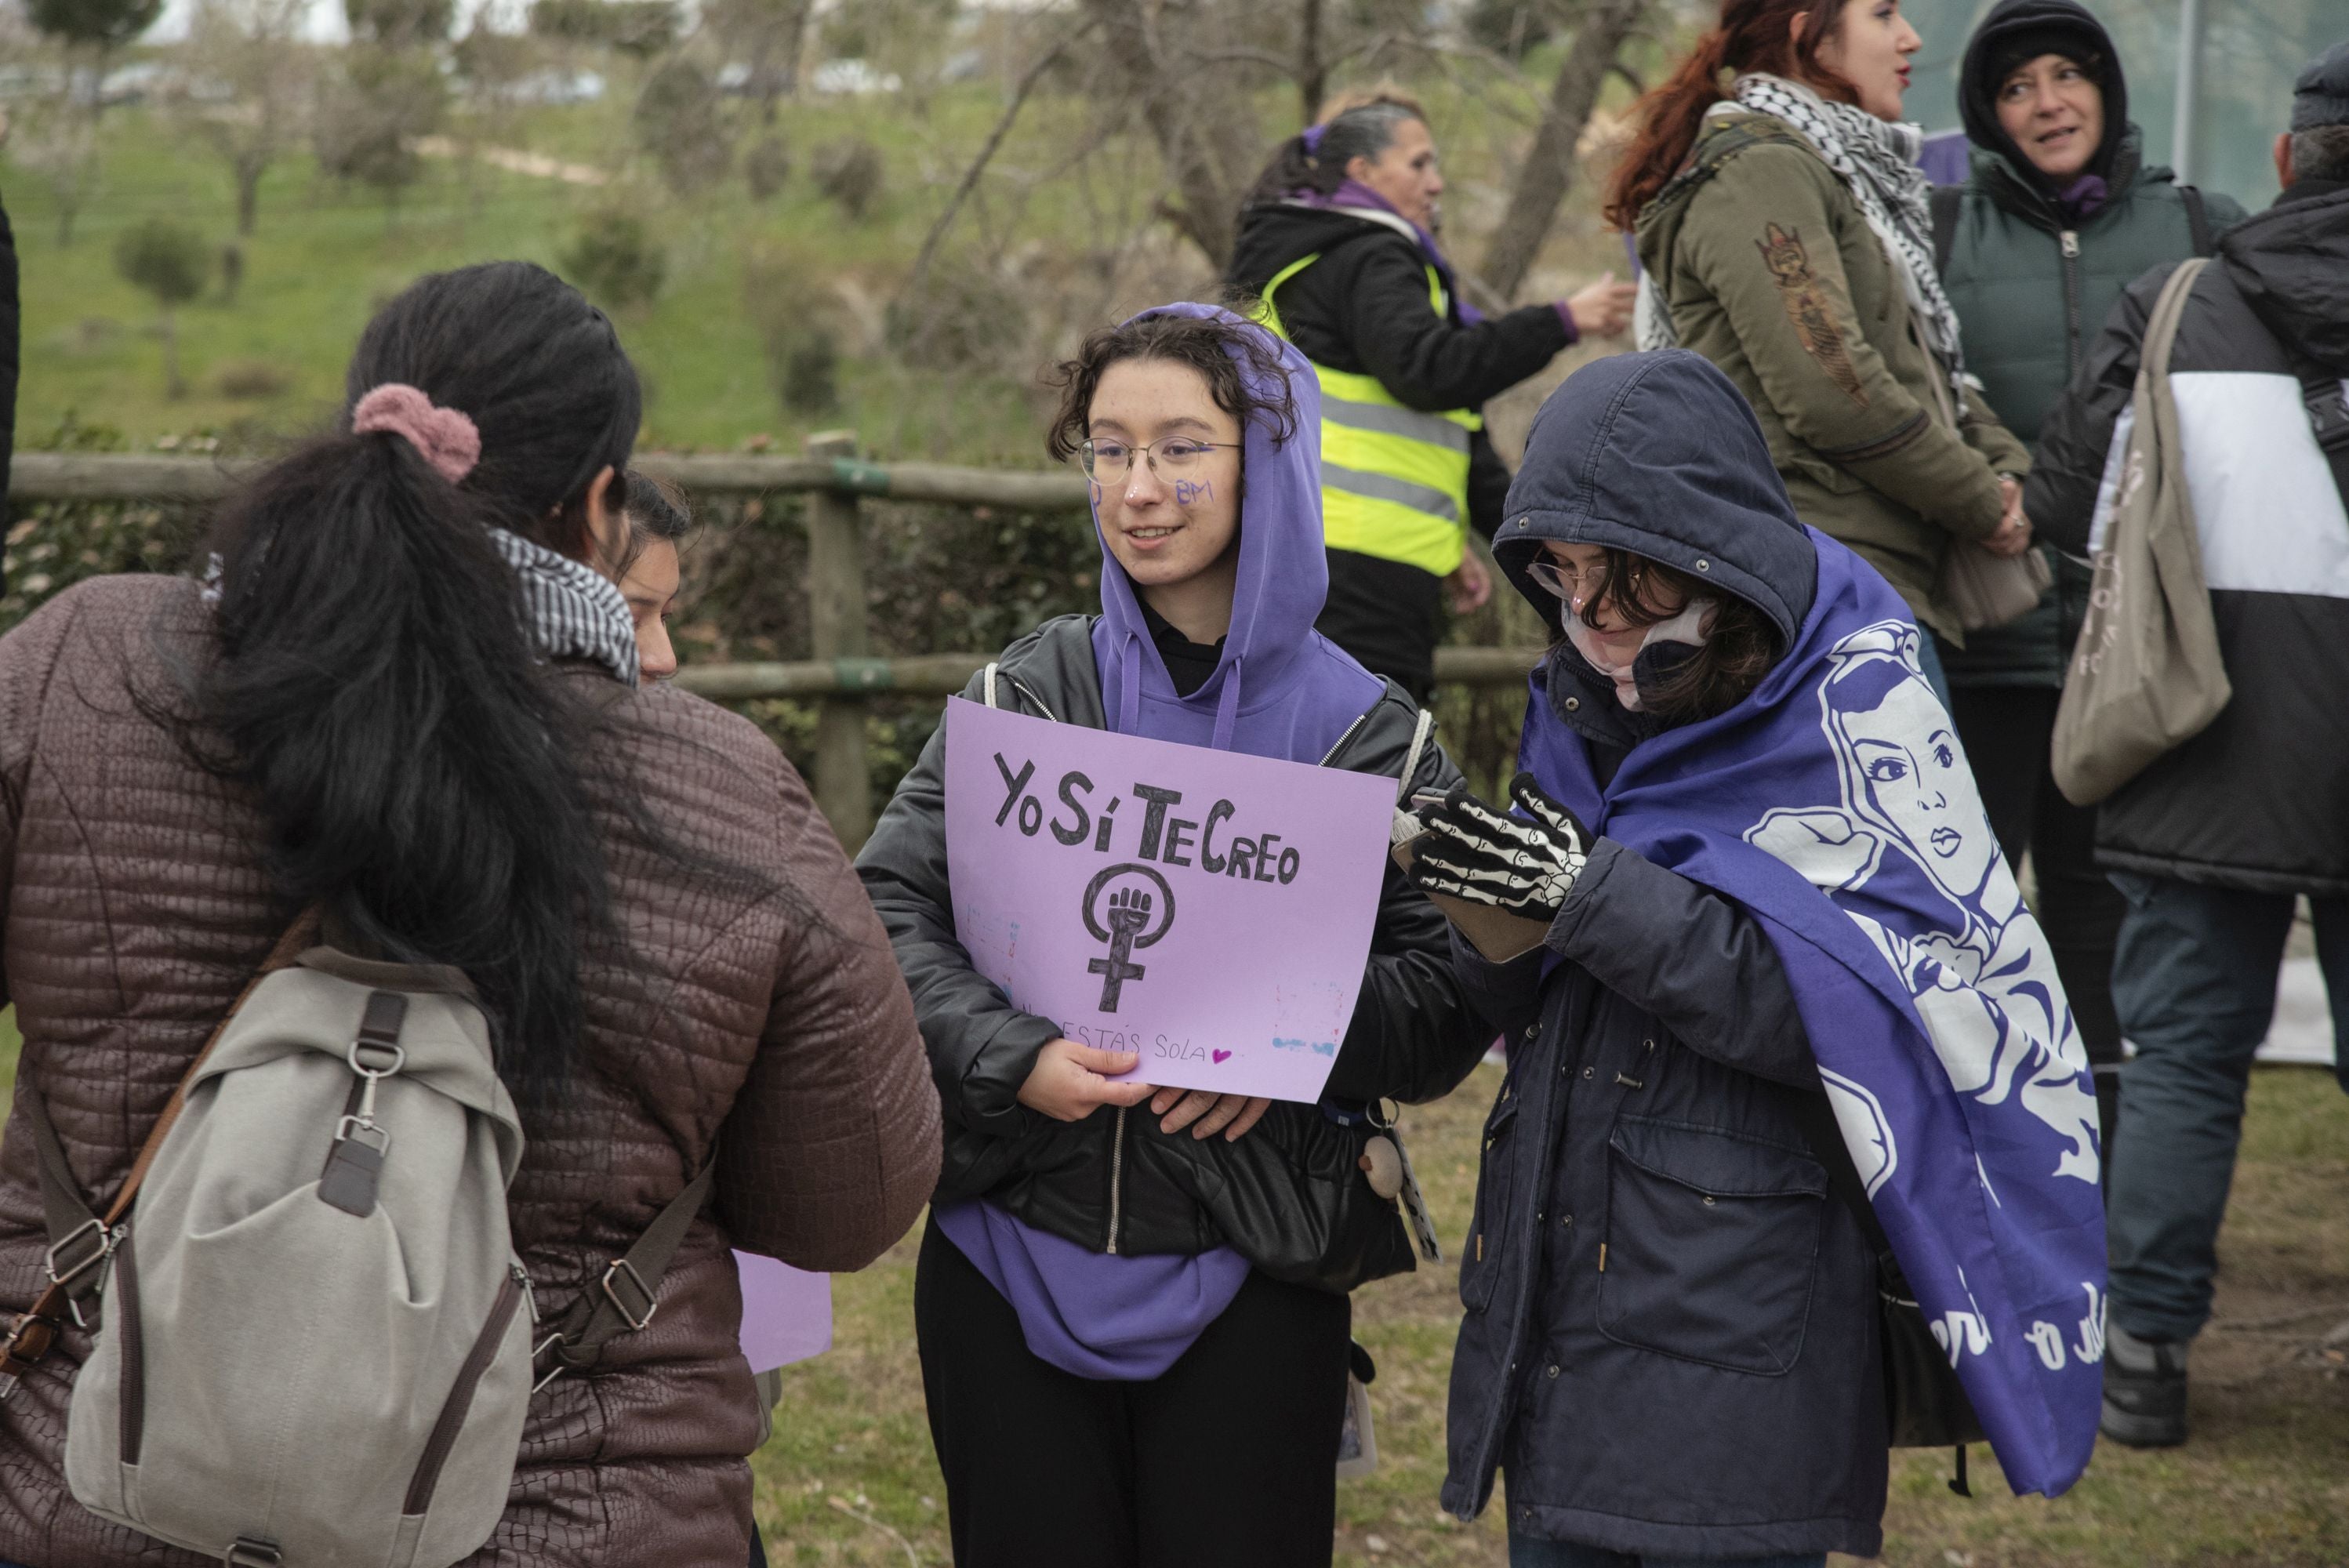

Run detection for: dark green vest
[[1937, 133, 2242, 685]]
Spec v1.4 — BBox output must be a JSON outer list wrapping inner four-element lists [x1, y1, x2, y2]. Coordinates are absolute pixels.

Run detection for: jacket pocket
[[1596, 1116, 1826, 1375], [1458, 1084, 1520, 1313]]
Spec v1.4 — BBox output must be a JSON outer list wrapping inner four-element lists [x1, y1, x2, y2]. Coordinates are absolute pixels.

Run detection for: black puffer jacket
[[855, 615, 1494, 1294], [2028, 178, 2349, 895]]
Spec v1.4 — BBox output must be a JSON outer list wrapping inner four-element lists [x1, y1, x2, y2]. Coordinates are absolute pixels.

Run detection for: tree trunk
[[1081, 0, 1248, 268], [1480, 0, 1648, 303], [236, 161, 263, 236], [1296, 0, 1326, 124], [162, 309, 184, 400]]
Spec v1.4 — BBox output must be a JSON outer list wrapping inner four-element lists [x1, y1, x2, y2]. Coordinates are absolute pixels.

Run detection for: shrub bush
[[560, 211, 669, 310], [213, 359, 296, 399], [810, 136, 884, 220], [743, 133, 791, 200]]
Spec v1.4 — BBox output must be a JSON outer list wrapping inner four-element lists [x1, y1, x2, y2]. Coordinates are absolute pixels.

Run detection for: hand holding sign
[[1149, 1085, 1273, 1142], [1018, 1038, 1157, 1123]]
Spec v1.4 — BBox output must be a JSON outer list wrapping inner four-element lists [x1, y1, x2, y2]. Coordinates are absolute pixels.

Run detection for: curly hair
[[1556, 547, 1782, 721], [1044, 310, 1300, 464]]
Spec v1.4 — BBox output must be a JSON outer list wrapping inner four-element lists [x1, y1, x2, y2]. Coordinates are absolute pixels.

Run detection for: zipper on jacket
[[1317, 710, 1372, 768], [112, 1225, 143, 1465], [1001, 673, 1062, 724], [1106, 1106, 1129, 1254], [403, 1269, 525, 1517], [2059, 230, 2085, 379]]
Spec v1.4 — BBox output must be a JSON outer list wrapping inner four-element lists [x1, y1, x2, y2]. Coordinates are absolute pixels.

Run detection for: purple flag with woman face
[[1518, 528, 2105, 1498]]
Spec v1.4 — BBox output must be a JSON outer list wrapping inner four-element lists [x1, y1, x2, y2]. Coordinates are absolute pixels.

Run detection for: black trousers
[[1948, 684, 2127, 1149], [1316, 546, 1443, 703], [913, 1216, 1351, 1568]]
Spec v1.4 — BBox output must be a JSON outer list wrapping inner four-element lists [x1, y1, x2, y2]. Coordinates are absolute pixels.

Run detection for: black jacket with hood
[[1441, 354, 1882, 1558], [1228, 201, 1573, 540], [2027, 176, 2349, 895], [1935, 0, 2245, 688]]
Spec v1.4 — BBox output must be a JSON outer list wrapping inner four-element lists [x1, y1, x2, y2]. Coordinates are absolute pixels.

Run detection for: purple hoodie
[[936, 302, 1391, 1380]]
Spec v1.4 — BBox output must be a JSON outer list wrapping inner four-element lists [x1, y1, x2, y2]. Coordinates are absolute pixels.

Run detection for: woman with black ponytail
[[0, 261, 940, 1568]]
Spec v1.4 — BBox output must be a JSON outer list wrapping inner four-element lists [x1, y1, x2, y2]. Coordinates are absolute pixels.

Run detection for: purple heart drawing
[[1212, 1049, 1233, 1064]]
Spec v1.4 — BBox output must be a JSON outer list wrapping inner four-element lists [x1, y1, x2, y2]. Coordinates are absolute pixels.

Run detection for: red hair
[[1603, 0, 1851, 231]]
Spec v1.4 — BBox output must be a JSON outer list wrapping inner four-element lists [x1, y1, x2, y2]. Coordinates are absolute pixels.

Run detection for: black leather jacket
[[855, 615, 1494, 1293]]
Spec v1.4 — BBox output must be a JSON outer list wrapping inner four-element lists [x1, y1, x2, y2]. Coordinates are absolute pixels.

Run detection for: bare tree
[[1079, 0, 1269, 267], [701, 0, 812, 125], [1479, 0, 1649, 301], [314, 43, 446, 225], [173, 0, 314, 237]]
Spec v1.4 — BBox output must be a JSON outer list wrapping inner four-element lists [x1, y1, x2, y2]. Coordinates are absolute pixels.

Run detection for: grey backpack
[[1, 935, 712, 1568]]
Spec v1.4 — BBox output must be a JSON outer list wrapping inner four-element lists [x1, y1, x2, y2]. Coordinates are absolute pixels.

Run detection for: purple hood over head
[[1089, 301, 1386, 764]]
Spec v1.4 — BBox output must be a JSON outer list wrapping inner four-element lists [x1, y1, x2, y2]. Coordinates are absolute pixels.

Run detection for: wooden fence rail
[[8, 438, 1545, 845]]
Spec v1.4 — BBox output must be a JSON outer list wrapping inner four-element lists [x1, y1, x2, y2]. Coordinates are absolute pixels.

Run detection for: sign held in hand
[[944, 699, 1397, 1103]]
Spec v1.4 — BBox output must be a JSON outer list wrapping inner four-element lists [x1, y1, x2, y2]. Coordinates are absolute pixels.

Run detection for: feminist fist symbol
[[1089, 888, 1152, 1011]]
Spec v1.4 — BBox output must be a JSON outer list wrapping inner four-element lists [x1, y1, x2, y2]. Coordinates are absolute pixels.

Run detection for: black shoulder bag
[[1787, 1088, 1985, 1496]]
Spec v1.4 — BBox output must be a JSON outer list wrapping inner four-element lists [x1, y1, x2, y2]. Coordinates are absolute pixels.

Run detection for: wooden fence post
[[804, 430, 874, 849]]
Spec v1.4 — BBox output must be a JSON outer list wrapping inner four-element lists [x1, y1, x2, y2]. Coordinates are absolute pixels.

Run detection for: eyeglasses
[[1077, 437, 1240, 482], [1527, 557, 1637, 604]]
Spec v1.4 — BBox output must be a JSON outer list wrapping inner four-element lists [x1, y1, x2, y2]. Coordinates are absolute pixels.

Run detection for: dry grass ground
[[752, 1061, 2349, 1568], [0, 1022, 2336, 1565]]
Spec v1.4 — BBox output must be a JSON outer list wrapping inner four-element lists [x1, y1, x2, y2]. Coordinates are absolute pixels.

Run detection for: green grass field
[[0, 65, 1639, 466], [0, 1014, 2341, 1563], [3, 94, 1057, 462]]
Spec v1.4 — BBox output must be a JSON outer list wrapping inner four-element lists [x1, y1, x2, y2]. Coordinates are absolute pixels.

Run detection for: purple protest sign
[[734, 1252, 833, 1374], [943, 698, 1398, 1103]]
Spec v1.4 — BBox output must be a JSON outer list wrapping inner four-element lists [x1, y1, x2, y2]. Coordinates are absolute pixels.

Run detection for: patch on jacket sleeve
[[1755, 223, 1868, 408]]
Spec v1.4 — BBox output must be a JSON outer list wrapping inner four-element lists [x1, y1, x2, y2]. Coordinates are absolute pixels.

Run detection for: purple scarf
[[1293, 125, 1484, 325]]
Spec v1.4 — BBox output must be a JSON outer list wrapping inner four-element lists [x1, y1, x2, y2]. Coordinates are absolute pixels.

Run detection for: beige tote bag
[[2051, 258, 2232, 805]]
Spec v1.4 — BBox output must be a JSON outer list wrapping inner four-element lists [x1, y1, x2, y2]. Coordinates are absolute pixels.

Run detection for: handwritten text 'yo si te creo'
[[991, 753, 1305, 884]]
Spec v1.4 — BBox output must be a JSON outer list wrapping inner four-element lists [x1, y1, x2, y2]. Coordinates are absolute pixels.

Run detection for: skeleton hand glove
[[1405, 773, 1592, 924]]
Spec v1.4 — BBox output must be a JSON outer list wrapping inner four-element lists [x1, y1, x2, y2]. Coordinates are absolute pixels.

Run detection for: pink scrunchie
[[351, 383, 481, 485]]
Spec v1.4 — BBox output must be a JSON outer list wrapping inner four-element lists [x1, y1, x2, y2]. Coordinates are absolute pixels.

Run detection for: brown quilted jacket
[[0, 575, 942, 1567]]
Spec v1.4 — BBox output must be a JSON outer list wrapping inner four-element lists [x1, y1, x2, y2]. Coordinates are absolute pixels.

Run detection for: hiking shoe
[[2101, 1322, 2189, 1447]]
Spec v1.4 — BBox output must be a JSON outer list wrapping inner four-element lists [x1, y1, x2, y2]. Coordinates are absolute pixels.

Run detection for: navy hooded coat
[[1442, 352, 1887, 1559]]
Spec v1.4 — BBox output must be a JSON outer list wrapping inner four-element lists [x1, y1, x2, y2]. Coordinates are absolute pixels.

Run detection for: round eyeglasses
[[1526, 557, 1632, 604], [1078, 437, 1240, 482]]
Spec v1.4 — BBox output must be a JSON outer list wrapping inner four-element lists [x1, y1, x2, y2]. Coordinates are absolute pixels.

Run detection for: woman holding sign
[[857, 305, 1493, 1567], [1408, 351, 2104, 1565]]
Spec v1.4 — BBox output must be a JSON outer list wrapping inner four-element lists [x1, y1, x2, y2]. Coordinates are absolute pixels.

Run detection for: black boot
[[2101, 1322, 2188, 1447]]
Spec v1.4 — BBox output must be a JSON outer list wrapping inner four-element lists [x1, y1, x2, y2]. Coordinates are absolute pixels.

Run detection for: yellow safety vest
[[1257, 252, 1483, 578]]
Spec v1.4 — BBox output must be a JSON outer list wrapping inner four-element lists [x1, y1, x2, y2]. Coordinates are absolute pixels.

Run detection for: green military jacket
[[1637, 111, 2031, 644], [1936, 132, 2244, 685]]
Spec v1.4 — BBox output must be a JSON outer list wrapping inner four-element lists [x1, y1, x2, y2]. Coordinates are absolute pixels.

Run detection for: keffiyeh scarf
[[202, 526, 640, 686], [1640, 73, 1971, 415]]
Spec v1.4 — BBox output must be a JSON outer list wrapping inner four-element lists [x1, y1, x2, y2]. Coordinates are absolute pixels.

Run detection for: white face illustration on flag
[[1746, 621, 2100, 1187]]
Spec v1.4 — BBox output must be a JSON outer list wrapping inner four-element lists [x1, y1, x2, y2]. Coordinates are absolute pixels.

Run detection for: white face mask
[[1562, 596, 1718, 711]]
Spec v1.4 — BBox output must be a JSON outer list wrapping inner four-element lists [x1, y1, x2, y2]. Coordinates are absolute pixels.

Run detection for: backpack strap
[[2295, 361, 2349, 506], [1930, 184, 1964, 278], [2179, 185, 2214, 258], [1, 910, 319, 1401], [531, 1155, 717, 1389]]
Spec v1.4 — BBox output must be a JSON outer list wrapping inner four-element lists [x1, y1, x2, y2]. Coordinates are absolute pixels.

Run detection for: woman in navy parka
[[1413, 351, 2104, 1565]]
